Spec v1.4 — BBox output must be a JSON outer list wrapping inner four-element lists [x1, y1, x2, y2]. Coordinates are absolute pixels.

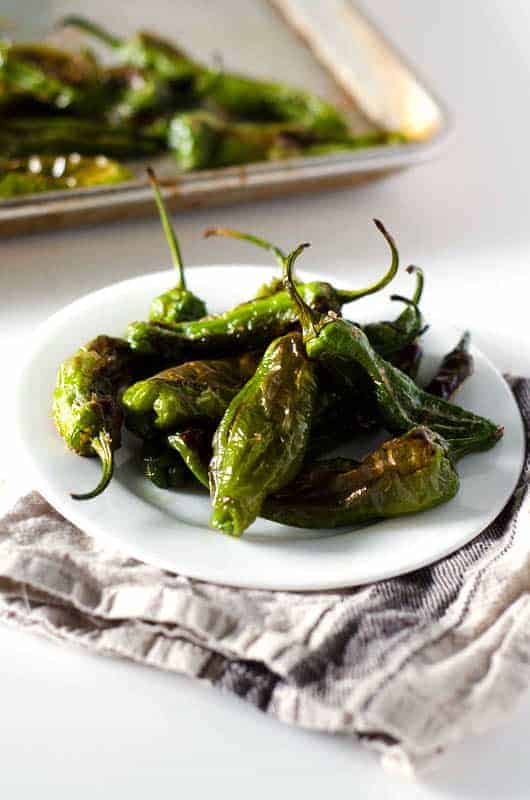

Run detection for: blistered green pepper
[[282, 254, 503, 461], [0, 154, 132, 198], [262, 427, 459, 528], [126, 220, 398, 360], [147, 167, 207, 324], [122, 351, 260, 439], [0, 116, 165, 159], [53, 336, 136, 499], [210, 321, 318, 536]]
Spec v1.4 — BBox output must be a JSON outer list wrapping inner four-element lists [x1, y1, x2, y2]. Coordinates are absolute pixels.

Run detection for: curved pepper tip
[[71, 431, 114, 501]]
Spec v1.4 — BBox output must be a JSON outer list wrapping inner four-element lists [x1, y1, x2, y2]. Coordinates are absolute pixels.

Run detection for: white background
[[2, 1, 530, 796]]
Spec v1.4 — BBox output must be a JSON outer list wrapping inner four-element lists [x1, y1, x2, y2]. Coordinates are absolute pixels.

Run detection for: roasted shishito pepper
[[169, 112, 402, 171], [60, 17, 349, 140], [146, 168, 207, 324], [126, 219, 398, 360], [167, 112, 387, 171], [167, 428, 212, 488], [53, 336, 136, 499], [0, 116, 164, 159], [210, 323, 318, 536], [262, 427, 459, 528], [60, 16, 202, 87], [282, 256, 503, 462], [122, 352, 260, 439], [425, 332, 474, 400], [362, 266, 426, 360], [0, 154, 132, 198], [0, 41, 104, 114]]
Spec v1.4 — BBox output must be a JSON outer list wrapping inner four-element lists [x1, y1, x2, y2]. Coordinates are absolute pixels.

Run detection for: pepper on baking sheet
[[60, 17, 350, 140], [168, 112, 363, 171], [0, 40, 104, 114], [282, 251, 503, 462], [122, 351, 260, 439], [53, 335, 137, 500], [209, 321, 318, 536], [425, 332, 474, 401], [0, 116, 165, 159], [146, 168, 207, 324], [0, 154, 132, 198], [59, 16, 202, 92], [262, 427, 460, 528], [168, 112, 402, 171], [126, 219, 398, 360]]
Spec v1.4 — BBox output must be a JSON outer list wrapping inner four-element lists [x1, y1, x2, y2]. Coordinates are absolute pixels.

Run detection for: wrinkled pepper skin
[[52, 336, 136, 499], [146, 167, 207, 324], [122, 352, 260, 438], [127, 219, 398, 359], [263, 427, 459, 528], [209, 330, 318, 537], [425, 332, 474, 400], [141, 438, 189, 489], [282, 259, 503, 462]]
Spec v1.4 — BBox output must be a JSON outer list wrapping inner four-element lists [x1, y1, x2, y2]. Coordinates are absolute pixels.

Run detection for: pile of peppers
[[52, 170, 502, 534], [0, 16, 406, 197]]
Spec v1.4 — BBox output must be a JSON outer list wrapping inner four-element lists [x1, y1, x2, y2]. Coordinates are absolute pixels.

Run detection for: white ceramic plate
[[15, 266, 525, 591]]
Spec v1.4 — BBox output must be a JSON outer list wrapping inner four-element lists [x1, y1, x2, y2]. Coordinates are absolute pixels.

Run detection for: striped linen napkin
[[0, 377, 528, 775]]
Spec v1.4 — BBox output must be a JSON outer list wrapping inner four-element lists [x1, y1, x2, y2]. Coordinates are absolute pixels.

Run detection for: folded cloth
[[0, 377, 528, 775]]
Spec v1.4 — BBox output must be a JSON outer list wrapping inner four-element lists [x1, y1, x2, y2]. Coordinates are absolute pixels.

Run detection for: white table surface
[[2, 0, 530, 795]]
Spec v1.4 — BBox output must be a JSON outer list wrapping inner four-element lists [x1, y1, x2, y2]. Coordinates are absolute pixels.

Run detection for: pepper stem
[[59, 16, 122, 48], [147, 168, 186, 289], [203, 227, 286, 269], [389, 294, 421, 328], [71, 431, 114, 501], [406, 265, 424, 305], [282, 242, 320, 338], [336, 219, 399, 305]]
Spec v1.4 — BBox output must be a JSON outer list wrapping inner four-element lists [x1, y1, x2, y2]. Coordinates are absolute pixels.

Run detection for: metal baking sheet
[[0, 0, 450, 236]]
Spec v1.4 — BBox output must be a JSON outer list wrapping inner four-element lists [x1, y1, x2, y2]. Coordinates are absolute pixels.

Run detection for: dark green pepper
[[60, 16, 202, 87], [53, 336, 136, 499], [0, 40, 104, 114], [141, 437, 189, 489], [122, 351, 260, 439], [147, 167, 207, 324], [126, 220, 398, 360], [262, 427, 459, 528], [209, 321, 318, 537], [362, 265, 426, 359], [0, 116, 165, 159], [282, 254, 503, 462], [167, 428, 212, 488], [425, 332, 473, 400]]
